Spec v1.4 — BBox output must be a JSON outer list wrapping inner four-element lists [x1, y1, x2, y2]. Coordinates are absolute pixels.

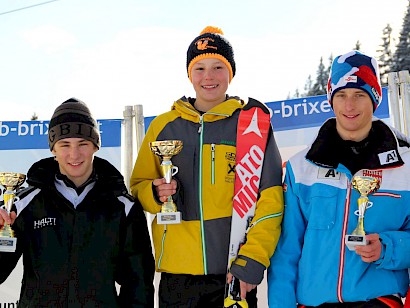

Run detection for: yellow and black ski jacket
[[130, 96, 284, 284]]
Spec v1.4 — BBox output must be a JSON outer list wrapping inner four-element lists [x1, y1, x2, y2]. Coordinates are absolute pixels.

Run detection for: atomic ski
[[224, 98, 271, 308], [404, 287, 410, 308]]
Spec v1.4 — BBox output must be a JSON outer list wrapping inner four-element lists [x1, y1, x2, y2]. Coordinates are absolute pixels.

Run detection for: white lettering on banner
[[0, 121, 102, 140], [0, 121, 49, 137], [278, 99, 332, 118], [18, 121, 48, 136], [0, 123, 9, 135], [233, 145, 264, 218]]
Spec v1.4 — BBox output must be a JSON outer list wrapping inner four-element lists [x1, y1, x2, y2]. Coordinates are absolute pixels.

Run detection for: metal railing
[[123, 105, 145, 190], [388, 70, 410, 135]]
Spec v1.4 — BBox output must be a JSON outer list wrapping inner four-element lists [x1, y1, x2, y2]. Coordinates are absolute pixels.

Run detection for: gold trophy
[[345, 175, 380, 251], [150, 140, 183, 224], [0, 172, 26, 252]]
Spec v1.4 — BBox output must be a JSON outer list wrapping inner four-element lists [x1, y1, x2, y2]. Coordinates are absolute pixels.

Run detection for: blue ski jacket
[[268, 118, 410, 307]]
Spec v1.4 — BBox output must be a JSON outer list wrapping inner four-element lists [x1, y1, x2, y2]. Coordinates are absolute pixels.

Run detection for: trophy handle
[[352, 196, 368, 236], [3, 190, 15, 214], [161, 163, 179, 184], [1, 190, 15, 232], [357, 195, 368, 218], [171, 166, 178, 177]]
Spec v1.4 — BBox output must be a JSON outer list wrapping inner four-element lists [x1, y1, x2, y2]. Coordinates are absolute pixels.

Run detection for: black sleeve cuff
[[229, 255, 265, 285]]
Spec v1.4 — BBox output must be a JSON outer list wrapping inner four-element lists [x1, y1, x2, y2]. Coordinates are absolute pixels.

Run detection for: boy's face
[[52, 138, 97, 187], [332, 88, 374, 142], [190, 58, 230, 110]]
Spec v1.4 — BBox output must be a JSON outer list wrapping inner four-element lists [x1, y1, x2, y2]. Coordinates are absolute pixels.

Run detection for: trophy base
[[345, 234, 368, 251], [0, 236, 17, 252], [157, 212, 181, 225]]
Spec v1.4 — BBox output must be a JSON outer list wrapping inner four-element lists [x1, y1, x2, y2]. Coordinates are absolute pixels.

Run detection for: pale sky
[[0, 0, 408, 121]]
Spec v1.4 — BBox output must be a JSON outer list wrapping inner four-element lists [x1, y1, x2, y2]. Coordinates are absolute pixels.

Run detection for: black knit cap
[[186, 26, 236, 82], [48, 98, 101, 150]]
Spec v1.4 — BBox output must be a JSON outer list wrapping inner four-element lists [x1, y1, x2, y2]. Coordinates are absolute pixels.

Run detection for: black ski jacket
[[0, 157, 154, 307]]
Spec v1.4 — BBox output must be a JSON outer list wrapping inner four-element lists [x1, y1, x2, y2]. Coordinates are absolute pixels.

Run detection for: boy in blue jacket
[[268, 51, 409, 308]]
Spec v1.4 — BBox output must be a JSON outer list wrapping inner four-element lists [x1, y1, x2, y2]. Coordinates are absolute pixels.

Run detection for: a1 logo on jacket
[[317, 168, 341, 180]]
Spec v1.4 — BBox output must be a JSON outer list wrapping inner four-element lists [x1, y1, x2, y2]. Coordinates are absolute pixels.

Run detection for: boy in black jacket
[[0, 98, 154, 307]]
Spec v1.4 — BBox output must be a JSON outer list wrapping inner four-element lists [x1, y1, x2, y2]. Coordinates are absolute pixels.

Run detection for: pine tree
[[393, 0, 410, 71], [327, 54, 333, 77], [326, 54, 333, 88], [304, 75, 313, 96], [293, 88, 300, 98], [300, 54, 333, 97], [377, 24, 394, 84], [287, 89, 301, 99], [31, 113, 38, 120], [308, 57, 328, 96], [353, 40, 361, 51]]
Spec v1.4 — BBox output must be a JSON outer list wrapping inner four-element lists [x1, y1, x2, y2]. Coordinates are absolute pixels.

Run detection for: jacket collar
[[27, 156, 127, 195], [306, 118, 407, 170], [172, 96, 244, 123]]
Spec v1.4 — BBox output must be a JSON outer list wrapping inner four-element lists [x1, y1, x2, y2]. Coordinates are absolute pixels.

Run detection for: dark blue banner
[[0, 119, 122, 150]]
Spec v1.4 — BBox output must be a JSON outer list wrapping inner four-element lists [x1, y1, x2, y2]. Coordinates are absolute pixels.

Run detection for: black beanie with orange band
[[186, 26, 236, 82]]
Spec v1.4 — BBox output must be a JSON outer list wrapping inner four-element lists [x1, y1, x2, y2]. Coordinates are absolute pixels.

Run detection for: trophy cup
[[345, 175, 380, 251], [150, 140, 183, 224], [0, 172, 26, 252]]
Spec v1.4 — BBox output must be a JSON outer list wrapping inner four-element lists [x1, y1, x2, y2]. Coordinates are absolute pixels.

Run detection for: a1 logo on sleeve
[[317, 168, 341, 180]]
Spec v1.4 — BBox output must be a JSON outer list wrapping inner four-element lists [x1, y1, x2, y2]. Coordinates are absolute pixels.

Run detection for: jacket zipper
[[337, 178, 352, 302], [211, 144, 215, 185], [198, 115, 208, 274], [198, 112, 234, 273], [246, 212, 282, 234], [157, 225, 167, 269]]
